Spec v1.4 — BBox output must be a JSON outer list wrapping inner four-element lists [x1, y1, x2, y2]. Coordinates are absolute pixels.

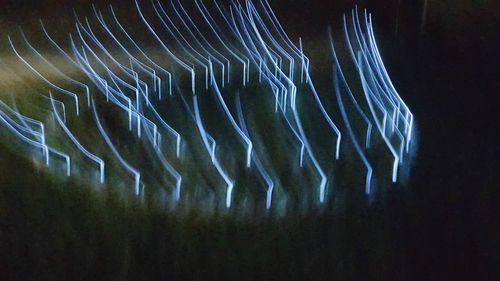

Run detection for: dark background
[[0, 0, 498, 280]]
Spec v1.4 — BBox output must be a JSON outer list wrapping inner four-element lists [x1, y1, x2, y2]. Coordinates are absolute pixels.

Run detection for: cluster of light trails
[[0, 1, 414, 212], [330, 8, 414, 194]]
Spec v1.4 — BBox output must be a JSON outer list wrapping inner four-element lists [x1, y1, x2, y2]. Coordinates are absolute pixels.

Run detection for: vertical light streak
[[49, 93, 105, 183], [92, 100, 141, 195], [192, 95, 234, 208]]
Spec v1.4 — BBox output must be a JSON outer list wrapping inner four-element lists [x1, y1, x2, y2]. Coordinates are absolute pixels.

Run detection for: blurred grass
[[0, 141, 420, 280]]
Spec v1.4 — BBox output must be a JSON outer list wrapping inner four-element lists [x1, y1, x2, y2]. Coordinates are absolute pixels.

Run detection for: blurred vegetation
[[0, 143, 423, 280]]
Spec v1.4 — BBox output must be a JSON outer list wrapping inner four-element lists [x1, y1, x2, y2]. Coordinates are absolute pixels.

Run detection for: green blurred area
[[0, 143, 418, 280]]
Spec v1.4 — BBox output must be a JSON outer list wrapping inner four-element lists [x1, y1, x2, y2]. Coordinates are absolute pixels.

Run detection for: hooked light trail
[[0, 1, 414, 212]]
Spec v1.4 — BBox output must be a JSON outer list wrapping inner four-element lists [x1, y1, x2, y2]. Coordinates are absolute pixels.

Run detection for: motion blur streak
[[0, 1, 414, 213]]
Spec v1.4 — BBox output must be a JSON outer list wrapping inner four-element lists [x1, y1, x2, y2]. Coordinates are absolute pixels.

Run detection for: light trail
[[92, 99, 141, 194], [49, 92, 105, 183], [1, 1, 415, 211], [8, 36, 81, 116]]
